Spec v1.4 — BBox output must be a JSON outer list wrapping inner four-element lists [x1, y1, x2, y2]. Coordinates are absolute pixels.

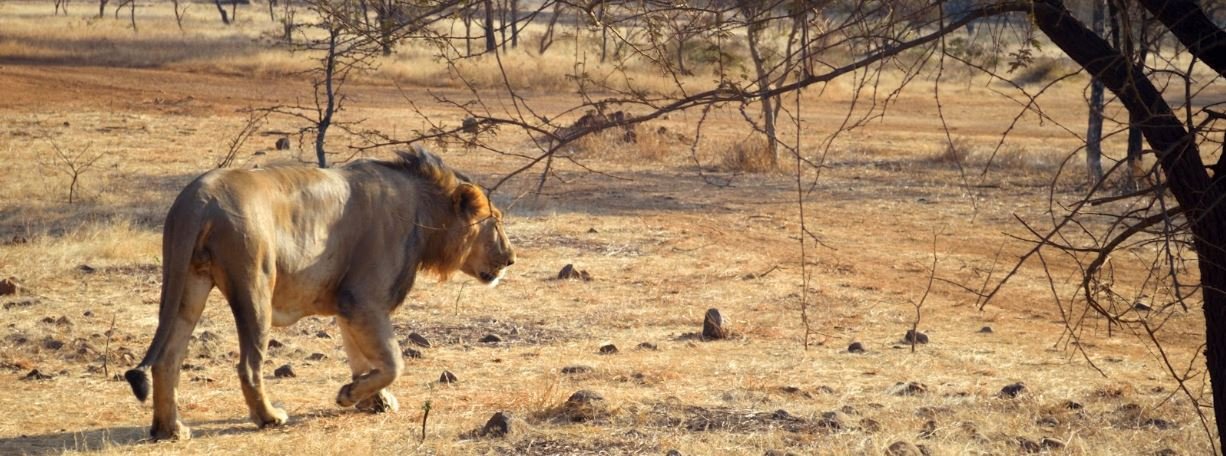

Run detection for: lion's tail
[[125, 199, 211, 403]]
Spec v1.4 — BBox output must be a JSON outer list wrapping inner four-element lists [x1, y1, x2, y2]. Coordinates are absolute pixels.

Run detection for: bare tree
[[43, 138, 104, 205]]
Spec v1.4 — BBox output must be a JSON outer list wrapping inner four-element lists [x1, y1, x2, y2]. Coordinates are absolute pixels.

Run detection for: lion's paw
[[336, 383, 358, 407], [151, 420, 191, 441]]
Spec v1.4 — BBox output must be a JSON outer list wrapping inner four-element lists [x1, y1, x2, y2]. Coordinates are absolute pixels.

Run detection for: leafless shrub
[[720, 135, 776, 173], [41, 137, 105, 204]]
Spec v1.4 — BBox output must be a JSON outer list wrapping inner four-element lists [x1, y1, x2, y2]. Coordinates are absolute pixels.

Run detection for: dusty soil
[[0, 57, 1212, 455]]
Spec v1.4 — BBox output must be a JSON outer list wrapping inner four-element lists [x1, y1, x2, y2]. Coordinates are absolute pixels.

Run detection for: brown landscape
[[0, 1, 1222, 455]]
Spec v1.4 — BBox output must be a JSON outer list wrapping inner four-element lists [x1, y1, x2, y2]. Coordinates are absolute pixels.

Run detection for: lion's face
[[452, 183, 515, 286]]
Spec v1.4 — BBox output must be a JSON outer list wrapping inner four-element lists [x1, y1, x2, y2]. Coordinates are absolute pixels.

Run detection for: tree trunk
[[510, 0, 518, 48], [1084, 0, 1106, 184], [316, 27, 338, 169], [483, 0, 496, 53], [98, 0, 107, 18], [539, 2, 559, 55], [214, 0, 230, 25], [743, 8, 778, 167], [1032, 0, 1226, 447], [463, 5, 472, 57]]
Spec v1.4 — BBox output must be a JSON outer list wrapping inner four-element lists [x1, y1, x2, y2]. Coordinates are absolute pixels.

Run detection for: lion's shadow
[[0, 409, 349, 454]]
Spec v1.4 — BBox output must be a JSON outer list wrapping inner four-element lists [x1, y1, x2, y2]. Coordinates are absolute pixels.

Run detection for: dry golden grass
[[0, 4, 1217, 455]]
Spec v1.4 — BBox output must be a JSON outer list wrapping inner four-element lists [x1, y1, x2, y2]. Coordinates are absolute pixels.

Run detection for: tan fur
[[125, 146, 514, 440]]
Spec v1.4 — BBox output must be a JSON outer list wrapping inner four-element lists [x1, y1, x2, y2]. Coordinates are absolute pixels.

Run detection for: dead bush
[[720, 135, 777, 173]]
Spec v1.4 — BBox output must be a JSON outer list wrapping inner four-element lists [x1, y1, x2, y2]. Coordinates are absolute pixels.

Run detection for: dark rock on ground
[[978, 326, 993, 333], [478, 334, 502, 344], [889, 382, 928, 396], [22, 369, 52, 381], [306, 352, 327, 361], [904, 329, 929, 344], [0, 277, 21, 296], [848, 341, 865, 353], [599, 343, 619, 354], [886, 441, 923, 456], [480, 411, 512, 437], [407, 332, 431, 348], [402, 347, 423, 359], [561, 365, 593, 375], [274, 364, 295, 378], [703, 308, 727, 340], [999, 382, 1027, 398], [439, 370, 458, 384], [636, 342, 658, 350]]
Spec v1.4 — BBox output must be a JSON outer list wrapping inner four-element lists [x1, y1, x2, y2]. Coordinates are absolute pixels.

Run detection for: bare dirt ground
[[0, 43, 1214, 456]]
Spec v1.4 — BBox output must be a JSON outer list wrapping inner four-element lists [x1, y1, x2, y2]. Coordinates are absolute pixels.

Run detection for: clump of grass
[[720, 135, 776, 173], [933, 137, 974, 165]]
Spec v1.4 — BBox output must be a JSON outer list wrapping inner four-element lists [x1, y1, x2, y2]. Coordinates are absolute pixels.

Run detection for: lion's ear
[[452, 183, 489, 221]]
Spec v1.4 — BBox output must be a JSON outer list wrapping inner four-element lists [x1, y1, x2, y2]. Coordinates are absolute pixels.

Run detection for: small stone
[[561, 365, 593, 375], [407, 332, 431, 348], [978, 326, 993, 334], [999, 382, 1027, 398], [2, 298, 38, 310], [558, 264, 580, 280], [817, 410, 852, 430], [22, 369, 52, 381], [315, 330, 331, 339], [566, 390, 604, 404], [1143, 417, 1176, 430], [860, 418, 881, 433], [848, 341, 865, 353], [191, 375, 214, 383], [886, 441, 923, 456], [402, 347, 423, 359], [889, 382, 928, 396], [666, 450, 682, 456], [306, 352, 327, 361], [1036, 415, 1059, 427], [702, 308, 727, 340], [78, 264, 96, 274], [267, 339, 284, 349], [1134, 302, 1152, 311], [1040, 437, 1066, 450], [1062, 400, 1084, 410], [274, 364, 295, 378], [636, 342, 658, 350], [1017, 437, 1041, 453], [439, 370, 458, 384], [82, 310, 93, 317], [42, 338, 64, 350], [904, 329, 929, 344], [0, 277, 20, 296], [598, 343, 618, 354], [918, 420, 937, 439], [478, 334, 502, 344], [480, 411, 511, 437], [275, 137, 291, 150]]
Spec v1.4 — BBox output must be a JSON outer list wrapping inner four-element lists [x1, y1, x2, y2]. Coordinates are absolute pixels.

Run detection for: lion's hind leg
[[224, 274, 289, 429], [149, 273, 212, 441], [335, 307, 403, 412]]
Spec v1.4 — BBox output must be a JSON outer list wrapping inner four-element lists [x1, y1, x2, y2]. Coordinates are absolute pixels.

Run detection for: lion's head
[[449, 182, 515, 286]]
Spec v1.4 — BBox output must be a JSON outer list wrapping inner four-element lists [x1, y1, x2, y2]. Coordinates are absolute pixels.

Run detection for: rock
[[557, 264, 594, 281], [918, 420, 937, 439], [22, 369, 52, 381], [439, 370, 458, 384], [1134, 302, 1152, 312], [306, 352, 327, 361], [41, 338, 64, 350], [1017, 437, 1042, 453], [478, 334, 502, 344], [267, 339, 284, 349], [886, 441, 923, 456], [1143, 417, 1176, 430], [999, 382, 1027, 398], [848, 341, 865, 353], [636, 342, 658, 350], [566, 390, 604, 404], [904, 329, 929, 344], [78, 264, 96, 274], [598, 343, 619, 354], [1040, 437, 1066, 450], [561, 365, 593, 375], [479, 411, 511, 437], [666, 450, 682, 456], [83, 310, 93, 317], [978, 326, 993, 334], [407, 332, 431, 348], [889, 382, 928, 396], [275, 137, 291, 150], [191, 375, 214, 383], [402, 347, 423, 359], [461, 116, 479, 134], [1062, 400, 1084, 410], [702, 308, 727, 340], [3, 297, 38, 310], [0, 277, 20, 296], [817, 410, 852, 430], [273, 364, 295, 378], [1036, 415, 1060, 427], [316, 330, 331, 339], [859, 418, 881, 433]]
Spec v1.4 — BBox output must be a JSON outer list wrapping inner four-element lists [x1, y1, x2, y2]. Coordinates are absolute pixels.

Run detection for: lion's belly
[[270, 269, 340, 327]]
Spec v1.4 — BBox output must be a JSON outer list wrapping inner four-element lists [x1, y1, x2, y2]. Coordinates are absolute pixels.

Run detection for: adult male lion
[[124, 146, 515, 440]]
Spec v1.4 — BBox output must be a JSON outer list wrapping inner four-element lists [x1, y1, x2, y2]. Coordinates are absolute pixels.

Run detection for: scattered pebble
[[636, 342, 658, 350], [904, 330, 929, 344], [267, 339, 284, 349], [848, 341, 865, 353], [561, 365, 593, 375], [402, 347, 423, 359], [889, 382, 928, 396], [439, 370, 458, 384], [598, 343, 618, 355], [978, 326, 993, 334], [999, 382, 1027, 398], [479, 411, 511, 437], [702, 308, 727, 340], [407, 332, 431, 348], [274, 364, 295, 378], [885, 441, 923, 456], [478, 334, 502, 344], [306, 352, 327, 361], [22, 369, 52, 381]]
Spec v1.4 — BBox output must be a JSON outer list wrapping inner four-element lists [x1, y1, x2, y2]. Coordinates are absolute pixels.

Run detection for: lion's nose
[[505, 253, 516, 267]]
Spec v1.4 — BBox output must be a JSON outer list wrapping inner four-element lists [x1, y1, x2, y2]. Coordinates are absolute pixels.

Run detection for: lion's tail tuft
[[125, 367, 151, 402]]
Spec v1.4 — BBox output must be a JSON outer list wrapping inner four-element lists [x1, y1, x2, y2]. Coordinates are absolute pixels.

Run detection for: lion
[[123, 145, 515, 441]]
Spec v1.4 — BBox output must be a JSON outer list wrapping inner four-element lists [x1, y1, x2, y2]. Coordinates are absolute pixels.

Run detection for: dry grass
[[0, 5, 1216, 456], [719, 135, 777, 173]]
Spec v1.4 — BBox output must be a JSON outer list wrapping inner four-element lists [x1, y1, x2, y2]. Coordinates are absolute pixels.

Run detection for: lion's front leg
[[335, 308, 404, 410]]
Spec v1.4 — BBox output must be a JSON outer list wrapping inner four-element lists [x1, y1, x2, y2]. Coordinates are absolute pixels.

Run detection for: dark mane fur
[[371, 144, 466, 192]]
